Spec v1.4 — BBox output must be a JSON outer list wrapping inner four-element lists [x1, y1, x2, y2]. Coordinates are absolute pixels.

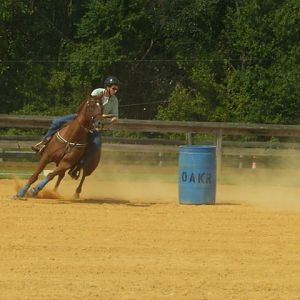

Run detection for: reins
[[77, 112, 103, 133], [77, 119, 94, 133]]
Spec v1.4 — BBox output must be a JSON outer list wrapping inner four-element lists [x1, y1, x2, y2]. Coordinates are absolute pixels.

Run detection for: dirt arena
[[0, 163, 300, 299]]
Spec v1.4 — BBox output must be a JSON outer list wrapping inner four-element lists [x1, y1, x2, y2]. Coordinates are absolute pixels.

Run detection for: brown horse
[[13, 95, 105, 199]]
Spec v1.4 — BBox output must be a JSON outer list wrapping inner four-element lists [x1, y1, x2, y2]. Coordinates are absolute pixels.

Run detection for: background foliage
[[0, 0, 299, 124]]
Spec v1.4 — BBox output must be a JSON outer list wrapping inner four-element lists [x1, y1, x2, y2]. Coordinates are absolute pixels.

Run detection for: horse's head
[[77, 95, 104, 131]]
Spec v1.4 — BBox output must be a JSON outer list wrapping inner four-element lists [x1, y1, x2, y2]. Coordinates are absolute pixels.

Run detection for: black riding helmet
[[104, 76, 120, 87]]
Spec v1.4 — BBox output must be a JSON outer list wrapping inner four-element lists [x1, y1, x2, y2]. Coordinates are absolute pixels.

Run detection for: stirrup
[[68, 166, 81, 180], [32, 141, 46, 154]]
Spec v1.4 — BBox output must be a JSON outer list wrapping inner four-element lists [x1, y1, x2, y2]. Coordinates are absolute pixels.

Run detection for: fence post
[[186, 132, 192, 145], [215, 130, 223, 179], [158, 151, 163, 167]]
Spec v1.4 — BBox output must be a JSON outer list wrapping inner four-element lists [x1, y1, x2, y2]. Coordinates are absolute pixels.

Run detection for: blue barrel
[[179, 145, 216, 205]]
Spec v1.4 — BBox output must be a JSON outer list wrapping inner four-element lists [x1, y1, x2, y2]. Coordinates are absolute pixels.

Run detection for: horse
[[13, 95, 106, 200]]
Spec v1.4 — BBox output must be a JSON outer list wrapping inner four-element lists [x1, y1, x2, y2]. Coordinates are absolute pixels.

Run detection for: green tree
[[0, 0, 299, 125], [65, 0, 180, 119], [0, 0, 83, 115], [221, 0, 300, 124], [157, 0, 300, 124], [156, 0, 228, 121]]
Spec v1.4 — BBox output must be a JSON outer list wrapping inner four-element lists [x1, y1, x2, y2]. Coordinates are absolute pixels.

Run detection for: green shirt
[[91, 88, 119, 117]]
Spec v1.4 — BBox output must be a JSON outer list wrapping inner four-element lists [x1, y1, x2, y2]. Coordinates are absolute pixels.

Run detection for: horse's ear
[[84, 87, 92, 98], [76, 100, 86, 114]]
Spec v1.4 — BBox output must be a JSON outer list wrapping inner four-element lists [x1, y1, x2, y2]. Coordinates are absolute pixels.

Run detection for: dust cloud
[[219, 154, 300, 211], [10, 162, 178, 204], [59, 162, 178, 204], [8, 157, 300, 211]]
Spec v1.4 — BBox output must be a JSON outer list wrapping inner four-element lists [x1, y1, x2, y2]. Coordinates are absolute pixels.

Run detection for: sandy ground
[[0, 164, 300, 299]]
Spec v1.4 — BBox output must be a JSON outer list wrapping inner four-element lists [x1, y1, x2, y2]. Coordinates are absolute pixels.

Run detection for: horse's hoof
[[28, 187, 39, 197], [11, 195, 27, 201], [73, 193, 80, 199]]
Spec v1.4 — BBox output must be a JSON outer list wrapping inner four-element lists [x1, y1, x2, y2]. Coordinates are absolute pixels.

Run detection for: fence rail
[[1, 114, 300, 174], [1, 114, 300, 136]]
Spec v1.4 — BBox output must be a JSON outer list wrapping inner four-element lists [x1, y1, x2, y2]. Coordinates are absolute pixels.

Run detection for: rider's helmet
[[104, 76, 120, 87]]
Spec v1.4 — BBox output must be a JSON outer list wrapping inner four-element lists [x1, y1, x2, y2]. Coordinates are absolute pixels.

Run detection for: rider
[[32, 75, 120, 175]]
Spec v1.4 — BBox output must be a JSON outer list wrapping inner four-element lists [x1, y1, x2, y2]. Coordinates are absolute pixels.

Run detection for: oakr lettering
[[198, 173, 205, 183], [206, 173, 212, 184], [189, 173, 195, 183], [181, 171, 213, 184], [182, 172, 187, 182]]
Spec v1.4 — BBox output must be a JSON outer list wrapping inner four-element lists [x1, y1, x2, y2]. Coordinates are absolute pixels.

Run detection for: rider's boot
[[68, 160, 84, 180], [31, 137, 50, 154]]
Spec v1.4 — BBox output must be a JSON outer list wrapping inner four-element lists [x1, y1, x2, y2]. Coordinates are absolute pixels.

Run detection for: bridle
[[78, 98, 103, 133]]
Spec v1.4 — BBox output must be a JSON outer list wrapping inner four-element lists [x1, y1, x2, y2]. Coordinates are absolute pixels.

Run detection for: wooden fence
[[1, 114, 300, 174]]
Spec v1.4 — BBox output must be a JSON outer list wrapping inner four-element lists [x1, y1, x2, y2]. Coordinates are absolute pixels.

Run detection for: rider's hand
[[111, 117, 118, 124]]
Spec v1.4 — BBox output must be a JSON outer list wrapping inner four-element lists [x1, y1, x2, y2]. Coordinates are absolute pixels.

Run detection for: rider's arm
[[110, 96, 119, 119], [103, 96, 119, 122], [91, 88, 105, 97]]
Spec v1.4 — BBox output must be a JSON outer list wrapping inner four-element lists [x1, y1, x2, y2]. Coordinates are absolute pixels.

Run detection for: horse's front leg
[[28, 164, 70, 197], [13, 158, 48, 199]]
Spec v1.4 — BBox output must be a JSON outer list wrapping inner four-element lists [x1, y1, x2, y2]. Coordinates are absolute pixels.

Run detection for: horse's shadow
[[66, 199, 239, 207], [66, 197, 154, 207]]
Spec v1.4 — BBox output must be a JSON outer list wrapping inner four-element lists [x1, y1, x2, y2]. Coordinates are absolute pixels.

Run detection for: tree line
[[0, 0, 299, 124]]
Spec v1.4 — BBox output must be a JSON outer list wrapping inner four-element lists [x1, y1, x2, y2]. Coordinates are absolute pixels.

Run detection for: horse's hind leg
[[54, 173, 65, 192], [73, 152, 100, 199], [74, 173, 86, 199]]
